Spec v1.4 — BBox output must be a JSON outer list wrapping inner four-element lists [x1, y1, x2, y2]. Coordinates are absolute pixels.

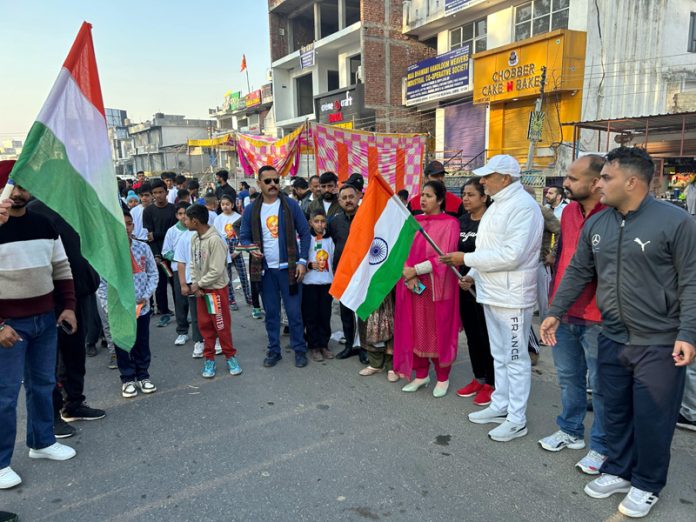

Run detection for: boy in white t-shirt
[[162, 202, 191, 346], [173, 215, 204, 358], [302, 208, 335, 362]]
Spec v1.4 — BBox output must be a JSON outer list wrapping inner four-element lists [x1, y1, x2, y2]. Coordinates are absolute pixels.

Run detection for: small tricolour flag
[[330, 173, 420, 320], [9, 22, 137, 349], [204, 293, 221, 315]]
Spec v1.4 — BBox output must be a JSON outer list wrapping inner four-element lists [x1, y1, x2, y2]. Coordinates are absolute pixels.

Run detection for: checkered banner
[[313, 123, 426, 196], [237, 124, 307, 177]]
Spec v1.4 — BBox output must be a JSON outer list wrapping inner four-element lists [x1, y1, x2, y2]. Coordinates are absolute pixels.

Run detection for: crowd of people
[[0, 146, 695, 519]]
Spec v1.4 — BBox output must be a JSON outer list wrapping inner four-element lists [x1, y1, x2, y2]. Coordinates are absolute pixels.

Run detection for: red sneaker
[[456, 379, 483, 398], [473, 384, 494, 406]]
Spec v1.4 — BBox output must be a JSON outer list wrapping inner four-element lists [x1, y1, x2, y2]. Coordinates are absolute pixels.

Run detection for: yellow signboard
[[473, 29, 586, 104], [333, 121, 353, 129]]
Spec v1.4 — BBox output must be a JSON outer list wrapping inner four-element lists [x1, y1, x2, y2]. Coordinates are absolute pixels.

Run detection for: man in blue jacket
[[541, 147, 696, 519], [240, 166, 311, 368]]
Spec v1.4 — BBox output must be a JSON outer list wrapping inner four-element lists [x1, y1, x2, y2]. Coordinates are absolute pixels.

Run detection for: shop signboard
[[445, 0, 473, 16], [245, 89, 261, 108], [405, 46, 470, 106], [300, 42, 315, 69], [261, 83, 273, 104], [226, 91, 242, 111]]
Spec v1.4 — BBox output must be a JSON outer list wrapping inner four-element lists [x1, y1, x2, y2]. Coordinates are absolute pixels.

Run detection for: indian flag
[[330, 173, 420, 320], [10, 22, 136, 349], [204, 294, 221, 315]]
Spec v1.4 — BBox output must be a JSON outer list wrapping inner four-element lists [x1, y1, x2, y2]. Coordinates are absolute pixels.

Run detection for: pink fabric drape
[[393, 213, 461, 379]]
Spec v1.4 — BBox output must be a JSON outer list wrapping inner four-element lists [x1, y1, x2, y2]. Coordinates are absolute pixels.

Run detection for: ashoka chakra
[[368, 238, 389, 265]]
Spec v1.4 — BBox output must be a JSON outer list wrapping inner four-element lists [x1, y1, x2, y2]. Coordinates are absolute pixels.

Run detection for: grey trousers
[[681, 363, 696, 422]]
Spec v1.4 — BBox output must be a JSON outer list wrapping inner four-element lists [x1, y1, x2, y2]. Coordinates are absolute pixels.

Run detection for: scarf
[[250, 194, 299, 293]]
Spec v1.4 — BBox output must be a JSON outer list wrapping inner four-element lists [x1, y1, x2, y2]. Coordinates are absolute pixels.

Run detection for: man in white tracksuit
[[442, 154, 543, 442]]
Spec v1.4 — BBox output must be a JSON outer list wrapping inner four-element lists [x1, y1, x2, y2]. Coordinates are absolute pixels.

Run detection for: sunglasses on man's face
[[262, 177, 280, 185]]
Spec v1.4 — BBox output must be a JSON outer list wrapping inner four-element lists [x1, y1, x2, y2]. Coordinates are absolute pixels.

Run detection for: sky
[[0, 0, 271, 139]]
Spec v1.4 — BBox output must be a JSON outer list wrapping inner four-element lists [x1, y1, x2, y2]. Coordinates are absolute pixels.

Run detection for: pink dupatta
[[393, 213, 461, 378]]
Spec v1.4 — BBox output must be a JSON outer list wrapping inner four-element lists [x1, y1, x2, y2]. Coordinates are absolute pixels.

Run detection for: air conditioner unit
[[267, 69, 273, 81]]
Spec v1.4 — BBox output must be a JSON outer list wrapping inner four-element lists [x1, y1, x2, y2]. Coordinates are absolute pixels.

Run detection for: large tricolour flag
[[330, 173, 420, 320], [10, 22, 136, 348]]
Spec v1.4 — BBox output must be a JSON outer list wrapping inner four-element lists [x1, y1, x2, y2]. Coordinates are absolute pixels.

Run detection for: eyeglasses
[[263, 178, 280, 185]]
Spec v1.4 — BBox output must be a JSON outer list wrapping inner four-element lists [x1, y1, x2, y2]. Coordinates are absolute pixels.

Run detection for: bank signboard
[[405, 46, 470, 106]]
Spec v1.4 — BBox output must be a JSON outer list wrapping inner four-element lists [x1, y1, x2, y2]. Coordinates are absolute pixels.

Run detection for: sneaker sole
[[122, 392, 137, 398], [229, 370, 243, 376], [192, 353, 204, 358], [202, 374, 215, 379], [28, 450, 76, 461], [468, 415, 507, 425], [456, 391, 479, 398], [576, 463, 601, 475], [584, 484, 630, 499], [489, 427, 528, 442], [676, 421, 696, 432], [54, 431, 75, 439], [618, 499, 657, 518], [0, 476, 22, 489], [60, 414, 106, 422], [473, 399, 492, 406], [139, 388, 157, 394], [539, 440, 586, 452]]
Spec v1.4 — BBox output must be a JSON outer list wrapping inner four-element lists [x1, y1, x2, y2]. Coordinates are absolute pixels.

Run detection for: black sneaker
[[263, 352, 282, 368], [54, 418, 77, 439], [86, 344, 98, 357], [295, 352, 308, 368], [0, 511, 19, 522], [108, 353, 118, 369], [61, 403, 106, 422], [676, 413, 696, 432]]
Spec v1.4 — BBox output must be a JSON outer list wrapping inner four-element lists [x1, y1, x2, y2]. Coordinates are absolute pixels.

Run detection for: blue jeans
[[552, 322, 607, 455], [0, 312, 58, 468], [261, 269, 306, 355]]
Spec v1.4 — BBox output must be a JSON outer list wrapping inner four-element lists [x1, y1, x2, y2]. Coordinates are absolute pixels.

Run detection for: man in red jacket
[[538, 155, 608, 474], [408, 160, 464, 218]]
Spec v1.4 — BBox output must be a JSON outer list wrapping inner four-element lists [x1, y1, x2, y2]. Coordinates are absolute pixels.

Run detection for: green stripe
[[355, 215, 419, 320], [12, 122, 136, 348]]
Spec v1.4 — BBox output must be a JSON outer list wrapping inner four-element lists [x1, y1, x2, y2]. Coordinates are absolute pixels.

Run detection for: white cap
[[473, 154, 521, 178]]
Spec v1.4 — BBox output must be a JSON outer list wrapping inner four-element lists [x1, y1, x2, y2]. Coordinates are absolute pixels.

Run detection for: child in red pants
[[186, 204, 242, 379]]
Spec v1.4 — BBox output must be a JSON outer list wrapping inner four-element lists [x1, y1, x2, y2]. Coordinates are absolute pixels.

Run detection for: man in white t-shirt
[[240, 165, 311, 369], [130, 182, 152, 241], [162, 172, 178, 204]]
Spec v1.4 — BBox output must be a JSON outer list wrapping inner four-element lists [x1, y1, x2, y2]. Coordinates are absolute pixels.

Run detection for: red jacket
[[408, 192, 464, 218], [550, 200, 605, 322]]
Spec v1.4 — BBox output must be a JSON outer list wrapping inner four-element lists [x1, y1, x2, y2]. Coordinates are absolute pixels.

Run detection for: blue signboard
[[445, 0, 473, 16], [405, 46, 470, 105]]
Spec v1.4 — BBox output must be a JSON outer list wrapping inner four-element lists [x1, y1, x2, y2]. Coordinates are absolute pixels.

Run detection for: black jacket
[[27, 199, 100, 299], [327, 210, 355, 272], [549, 196, 696, 346]]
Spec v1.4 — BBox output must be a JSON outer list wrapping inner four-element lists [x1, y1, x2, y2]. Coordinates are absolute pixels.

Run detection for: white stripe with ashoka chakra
[[339, 196, 411, 311]]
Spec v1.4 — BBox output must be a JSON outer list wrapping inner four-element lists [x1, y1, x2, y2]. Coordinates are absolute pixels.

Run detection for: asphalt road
[[3, 305, 695, 521]]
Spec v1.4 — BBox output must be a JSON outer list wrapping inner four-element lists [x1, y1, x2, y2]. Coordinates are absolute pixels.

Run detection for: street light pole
[[525, 66, 547, 172]]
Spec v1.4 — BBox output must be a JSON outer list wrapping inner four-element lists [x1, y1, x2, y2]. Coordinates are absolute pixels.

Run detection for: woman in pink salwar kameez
[[394, 181, 461, 397]]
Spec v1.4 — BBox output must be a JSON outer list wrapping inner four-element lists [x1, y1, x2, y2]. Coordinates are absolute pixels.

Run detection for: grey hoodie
[[549, 196, 696, 347]]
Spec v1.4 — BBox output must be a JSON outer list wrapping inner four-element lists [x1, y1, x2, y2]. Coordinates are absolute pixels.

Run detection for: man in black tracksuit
[[541, 147, 696, 518]]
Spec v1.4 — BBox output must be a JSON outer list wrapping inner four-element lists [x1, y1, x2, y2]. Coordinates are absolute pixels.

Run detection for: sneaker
[[108, 353, 118, 369], [538, 430, 586, 452], [309, 348, 324, 362], [0, 510, 19, 521], [174, 334, 189, 346], [121, 381, 138, 398], [230, 303, 239, 311], [339, 336, 347, 345], [53, 418, 76, 439], [676, 413, 696, 431], [157, 314, 171, 327], [202, 359, 216, 378], [488, 420, 528, 442], [28, 442, 76, 461], [251, 308, 263, 319], [192, 341, 204, 358], [61, 403, 106, 422], [138, 379, 157, 394], [468, 407, 507, 425], [584, 474, 631, 499], [263, 351, 282, 367], [619, 487, 659, 518], [215, 339, 222, 355], [226, 357, 243, 376], [295, 352, 308, 368], [86, 344, 97, 357], [0, 467, 21, 489], [456, 378, 483, 398], [576, 450, 607, 475], [473, 384, 494, 406]]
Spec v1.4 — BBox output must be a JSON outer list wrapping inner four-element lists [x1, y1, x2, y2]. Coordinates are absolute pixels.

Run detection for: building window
[[515, 0, 569, 41], [450, 18, 487, 53], [296, 74, 314, 117], [689, 13, 696, 52]]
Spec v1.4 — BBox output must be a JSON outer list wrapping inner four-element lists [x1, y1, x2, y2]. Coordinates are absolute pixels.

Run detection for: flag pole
[[245, 69, 251, 94]]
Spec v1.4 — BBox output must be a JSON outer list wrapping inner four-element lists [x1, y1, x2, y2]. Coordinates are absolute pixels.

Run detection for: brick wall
[[269, 11, 288, 63], [360, 0, 436, 133]]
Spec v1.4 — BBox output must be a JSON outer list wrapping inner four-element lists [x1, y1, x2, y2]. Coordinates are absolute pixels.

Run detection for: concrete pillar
[[314, 2, 322, 41], [338, 0, 346, 30]]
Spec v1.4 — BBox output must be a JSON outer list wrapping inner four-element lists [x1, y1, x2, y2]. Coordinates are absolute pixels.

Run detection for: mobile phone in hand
[[59, 320, 74, 335]]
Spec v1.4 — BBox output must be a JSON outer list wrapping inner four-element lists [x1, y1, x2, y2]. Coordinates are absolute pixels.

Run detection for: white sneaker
[[584, 474, 631, 499], [28, 442, 76, 461], [174, 334, 189, 346], [488, 420, 528, 442], [576, 449, 607, 475], [121, 381, 138, 398], [192, 342, 204, 358], [538, 430, 586, 452], [215, 339, 222, 355], [0, 466, 21, 489], [619, 487, 659, 518], [468, 406, 507, 425], [138, 379, 157, 394]]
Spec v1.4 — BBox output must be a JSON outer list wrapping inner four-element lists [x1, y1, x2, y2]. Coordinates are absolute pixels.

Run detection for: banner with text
[[405, 45, 470, 106]]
